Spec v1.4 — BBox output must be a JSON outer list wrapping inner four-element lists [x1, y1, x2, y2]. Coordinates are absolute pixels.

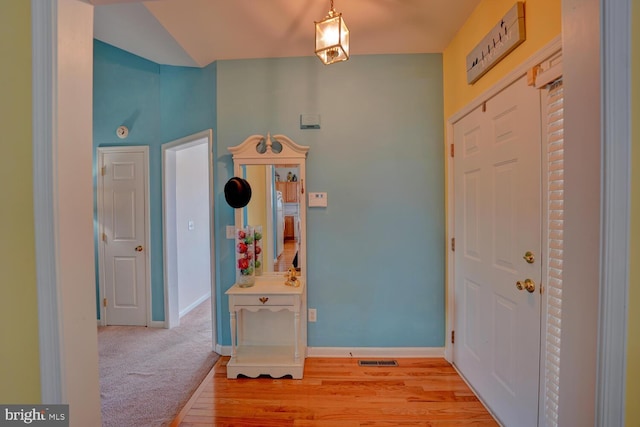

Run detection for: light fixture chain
[[330, 0, 334, 11]]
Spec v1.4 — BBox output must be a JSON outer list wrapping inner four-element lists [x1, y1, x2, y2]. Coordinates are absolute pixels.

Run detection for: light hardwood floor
[[274, 240, 298, 272], [171, 357, 498, 426]]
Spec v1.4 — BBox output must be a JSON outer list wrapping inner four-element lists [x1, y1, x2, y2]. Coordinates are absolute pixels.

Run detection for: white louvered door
[[542, 78, 564, 427]]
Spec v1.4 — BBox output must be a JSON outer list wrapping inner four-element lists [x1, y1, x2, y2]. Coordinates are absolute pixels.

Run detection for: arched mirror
[[229, 133, 309, 278]]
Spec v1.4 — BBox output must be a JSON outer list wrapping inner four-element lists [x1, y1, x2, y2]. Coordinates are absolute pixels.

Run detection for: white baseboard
[[97, 319, 165, 328], [306, 347, 445, 358], [179, 293, 211, 318], [214, 346, 445, 358], [149, 320, 167, 328], [216, 344, 232, 356]]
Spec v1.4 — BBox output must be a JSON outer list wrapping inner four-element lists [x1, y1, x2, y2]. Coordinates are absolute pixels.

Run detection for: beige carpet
[[98, 299, 219, 427]]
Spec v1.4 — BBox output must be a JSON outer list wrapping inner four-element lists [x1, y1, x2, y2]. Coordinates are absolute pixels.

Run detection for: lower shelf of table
[[226, 345, 305, 379]]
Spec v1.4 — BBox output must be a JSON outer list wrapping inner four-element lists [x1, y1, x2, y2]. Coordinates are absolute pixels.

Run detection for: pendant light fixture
[[314, 0, 349, 65]]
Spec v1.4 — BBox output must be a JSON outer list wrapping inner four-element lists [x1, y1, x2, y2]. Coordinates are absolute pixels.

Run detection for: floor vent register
[[357, 360, 399, 367]]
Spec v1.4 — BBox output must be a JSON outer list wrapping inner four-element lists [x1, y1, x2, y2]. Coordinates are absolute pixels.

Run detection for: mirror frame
[[228, 133, 309, 278]]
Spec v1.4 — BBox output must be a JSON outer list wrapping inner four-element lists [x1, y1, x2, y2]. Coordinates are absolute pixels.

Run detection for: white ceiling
[[91, 0, 482, 67]]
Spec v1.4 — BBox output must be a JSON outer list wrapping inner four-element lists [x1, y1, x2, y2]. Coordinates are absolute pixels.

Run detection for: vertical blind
[[544, 78, 564, 427]]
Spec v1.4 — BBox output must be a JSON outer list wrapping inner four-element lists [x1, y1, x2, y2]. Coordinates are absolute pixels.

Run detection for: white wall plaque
[[466, 2, 526, 85]]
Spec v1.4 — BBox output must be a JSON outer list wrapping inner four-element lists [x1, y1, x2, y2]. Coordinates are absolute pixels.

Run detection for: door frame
[[97, 145, 151, 327], [445, 35, 562, 361], [445, 36, 562, 421], [161, 129, 217, 348]]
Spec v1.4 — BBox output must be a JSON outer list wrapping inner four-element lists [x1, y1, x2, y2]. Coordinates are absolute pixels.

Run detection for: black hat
[[224, 177, 252, 208]]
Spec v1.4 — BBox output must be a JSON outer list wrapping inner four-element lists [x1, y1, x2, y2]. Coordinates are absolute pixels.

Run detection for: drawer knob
[[259, 297, 269, 304]]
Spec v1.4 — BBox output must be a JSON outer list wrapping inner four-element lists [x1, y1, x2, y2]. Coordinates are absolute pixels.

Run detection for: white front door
[[98, 147, 149, 326], [453, 76, 542, 427]]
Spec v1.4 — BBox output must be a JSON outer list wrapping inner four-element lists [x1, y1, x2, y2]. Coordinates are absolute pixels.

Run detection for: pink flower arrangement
[[235, 226, 255, 287]]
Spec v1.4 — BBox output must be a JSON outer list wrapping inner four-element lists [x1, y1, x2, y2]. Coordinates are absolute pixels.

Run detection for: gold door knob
[[516, 278, 536, 293], [135, 245, 143, 252], [523, 251, 535, 264]]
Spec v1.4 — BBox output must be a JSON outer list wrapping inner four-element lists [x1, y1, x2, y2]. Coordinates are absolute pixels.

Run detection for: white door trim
[[32, 0, 64, 403], [32, 0, 101, 419], [97, 146, 151, 327], [161, 129, 217, 349], [445, 35, 562, 363], [596, 0, 631, 424]]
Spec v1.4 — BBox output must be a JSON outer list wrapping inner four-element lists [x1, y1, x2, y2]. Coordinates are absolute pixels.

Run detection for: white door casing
[[98, 146, 150, 326], [162, 129, 216, 346], [452, 75, 542, 427]]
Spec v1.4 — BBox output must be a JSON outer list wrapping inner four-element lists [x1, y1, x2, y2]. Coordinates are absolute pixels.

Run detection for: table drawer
[[232, 294, 296, 307]]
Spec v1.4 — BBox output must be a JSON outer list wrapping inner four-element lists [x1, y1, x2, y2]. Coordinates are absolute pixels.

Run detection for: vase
[[235, 226, 255, 287], [254, 225, 263, 276]]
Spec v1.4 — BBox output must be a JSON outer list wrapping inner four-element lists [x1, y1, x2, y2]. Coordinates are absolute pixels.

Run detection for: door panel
[[463, 279, 482, 361], [493, 160, 518, 272], [113, 256, 138, 307], [100, 149, 148, 326], [493, 294, 517, 394], [453, 76, 542, 427], [463, 169, 481, 260], [113, 190, 136, 239]]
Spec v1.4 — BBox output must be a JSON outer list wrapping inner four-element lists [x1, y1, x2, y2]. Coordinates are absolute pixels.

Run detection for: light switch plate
[[308, 192, 327, 207], [226, 225, 235, 239]]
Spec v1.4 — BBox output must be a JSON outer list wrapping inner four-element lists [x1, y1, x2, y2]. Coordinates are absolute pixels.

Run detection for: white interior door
[[99, 147, 149, 326], [453, 75, 542, 426]]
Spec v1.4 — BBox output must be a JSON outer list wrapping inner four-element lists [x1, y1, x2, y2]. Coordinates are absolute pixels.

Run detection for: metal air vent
[[357, 360, 398, 367]]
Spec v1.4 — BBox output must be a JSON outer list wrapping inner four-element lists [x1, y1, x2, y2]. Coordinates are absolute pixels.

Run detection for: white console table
[[225, 277, 306, 379]]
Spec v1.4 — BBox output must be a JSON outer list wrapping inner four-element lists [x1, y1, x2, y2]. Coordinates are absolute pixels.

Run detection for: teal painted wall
[[93, 40, 216, 321], [93, 45, 445, 346], [159, 63, 217, 143], [216, 55, 445, 347]]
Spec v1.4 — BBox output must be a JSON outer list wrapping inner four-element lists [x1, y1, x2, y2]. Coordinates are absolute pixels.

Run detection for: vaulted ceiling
[[90, 0, 482, 67]]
